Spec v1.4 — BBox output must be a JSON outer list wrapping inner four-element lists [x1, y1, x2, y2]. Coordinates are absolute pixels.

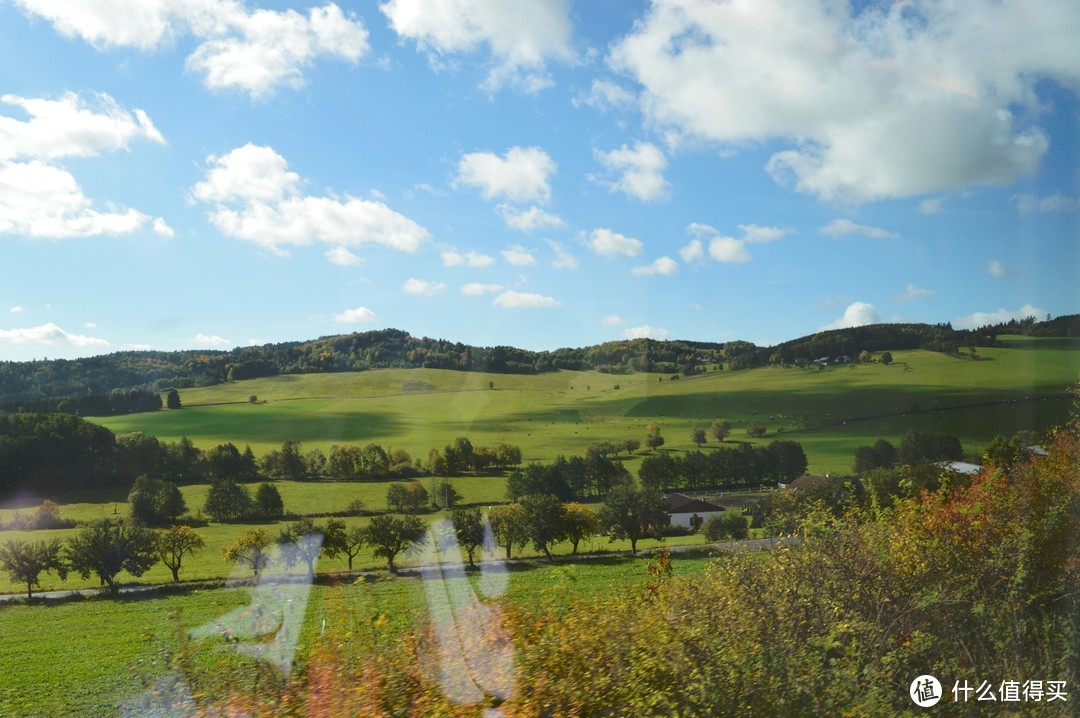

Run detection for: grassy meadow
[[0, 548, 723, 717], [0, 337, 1076, 715], [91, 336, 1078, 474]]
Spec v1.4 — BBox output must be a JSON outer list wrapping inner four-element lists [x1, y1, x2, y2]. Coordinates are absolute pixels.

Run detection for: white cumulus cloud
[[402, 278, 447, 296], [192, 144, 429, 256], [0, 92, 163, 161], [499, 204, 565, 231], [608, 0, 1078, 203], [819, 302, 880, 331], [501, 244, 536, 266], [681, 222, 791, 264], [623, 325, 669, 340], [0, 92, 169, 239], [631, 256, 678, 276], [460, 282, 503, 296], [602, 315, 625, 326], [325, 246, 363, 266], [585, 228, 643, 258], [13, 1, 370, 99], [193, 333, 232, 347], [593, 141, 669, 202], [954, 304, 1048, 330], [442, 248, 495, 268], [456, 146, 556, 203], [493, 290, 559, 309], [380, 0, 573, 92], [0, 322, 109, 348], [333, 306, 378, 323]]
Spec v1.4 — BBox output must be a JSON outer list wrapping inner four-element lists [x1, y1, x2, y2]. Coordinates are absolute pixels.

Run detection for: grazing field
[[92, 337, 1079, 474], [0, 471, 712, 595], [0, 549, 722, 717]]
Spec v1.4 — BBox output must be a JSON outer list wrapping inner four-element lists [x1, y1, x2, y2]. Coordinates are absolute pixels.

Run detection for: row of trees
[[638, 440, 809, 492], [0, 521, 206, 597], [0, 411, 526, 498], [851, 430, 964, 474]]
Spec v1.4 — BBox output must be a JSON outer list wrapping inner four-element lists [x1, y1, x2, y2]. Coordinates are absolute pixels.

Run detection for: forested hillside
[[2, 316, 1076, 415]]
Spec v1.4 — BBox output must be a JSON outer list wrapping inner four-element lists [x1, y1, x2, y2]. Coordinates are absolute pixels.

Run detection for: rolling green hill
[[93, 336, 1079, 475]]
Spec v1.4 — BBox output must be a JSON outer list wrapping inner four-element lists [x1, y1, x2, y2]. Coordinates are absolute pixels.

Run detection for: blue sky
[[1, 0, 1077, 361]]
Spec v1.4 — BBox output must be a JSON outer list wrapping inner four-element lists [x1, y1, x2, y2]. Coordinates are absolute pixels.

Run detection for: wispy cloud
[[986, 259, 1016, 279], [895, 283, 935, 302], [493, 290, 559, 309], [333, 306, 378, 323], [460, 282, 503, 296], [402, 278, 447, 296], [818, 219, 899, 239]]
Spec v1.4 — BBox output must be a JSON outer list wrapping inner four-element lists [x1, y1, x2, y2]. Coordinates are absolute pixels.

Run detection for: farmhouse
[[934, 460, 983, 476], [662, 493, 725, 529]]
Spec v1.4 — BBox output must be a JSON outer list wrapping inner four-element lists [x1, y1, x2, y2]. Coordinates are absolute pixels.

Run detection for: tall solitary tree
[[254, 482, 285, 519], [165, 389, 182, 409], [646, 424, 665, 452], [361, 515, 427, 572], [710, 419, 732, 443], [155, 526, 205, 582], [67, 519, 158, 594], [0, 539, 67, 598], [691, 427, 707, 447]]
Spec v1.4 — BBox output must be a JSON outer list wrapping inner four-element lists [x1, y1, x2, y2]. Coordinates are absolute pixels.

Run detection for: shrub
[[703, 511, 748, 541]]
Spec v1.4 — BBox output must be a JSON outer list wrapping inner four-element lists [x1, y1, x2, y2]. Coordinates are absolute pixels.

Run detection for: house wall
[[670, 510, 725, 528]]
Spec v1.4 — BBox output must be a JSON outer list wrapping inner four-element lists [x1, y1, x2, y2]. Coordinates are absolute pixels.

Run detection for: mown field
[[0, 548, 723, 717], [90, 336, 1079, 474]]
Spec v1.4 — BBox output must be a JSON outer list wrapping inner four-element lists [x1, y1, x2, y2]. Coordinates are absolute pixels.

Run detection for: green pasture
[[91, 337, 1079, 474], [0, 548, 722, 717], [0, 468, 707, 594]]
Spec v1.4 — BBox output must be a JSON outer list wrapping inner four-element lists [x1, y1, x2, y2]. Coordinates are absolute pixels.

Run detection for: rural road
[[0, 536, 798, 603]]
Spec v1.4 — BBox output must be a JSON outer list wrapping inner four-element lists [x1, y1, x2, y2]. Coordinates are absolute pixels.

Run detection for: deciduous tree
[[488, 503, 528, 559], [360, 515, 427, 572], [710, 419, 732, 443], [155, 525, 205, 582], [599, 486, 668, 555], [224, 528, 273, 578], [520, 494, 567, 563], [562, 503, 598, 554], [450, 507, 485, 567], [0, 539, 66, 597], [67, 519, 158, 594]]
